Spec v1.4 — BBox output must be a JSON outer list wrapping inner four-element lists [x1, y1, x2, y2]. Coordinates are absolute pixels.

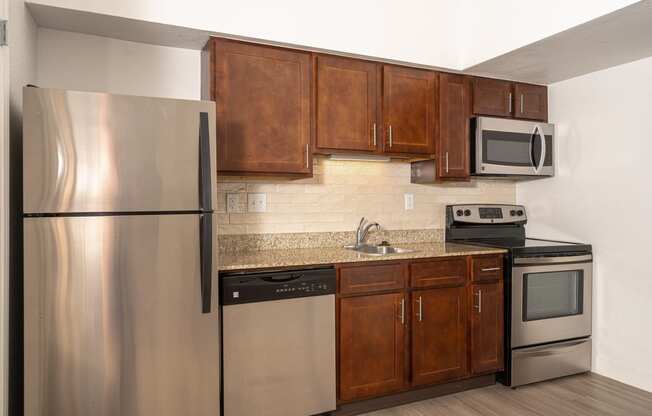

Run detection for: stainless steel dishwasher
[[221, 267, 336, 416]]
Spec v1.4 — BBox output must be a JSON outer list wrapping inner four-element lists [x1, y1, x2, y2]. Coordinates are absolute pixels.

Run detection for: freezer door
[[24, 214, 219, 416], [23, 88, 217, 214]]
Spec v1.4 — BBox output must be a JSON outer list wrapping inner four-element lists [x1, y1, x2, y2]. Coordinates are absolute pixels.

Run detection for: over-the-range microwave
[[471, 116, 554, 178]]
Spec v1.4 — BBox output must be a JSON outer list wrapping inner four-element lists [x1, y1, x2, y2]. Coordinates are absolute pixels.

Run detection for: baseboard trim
[[332, 374, 496, 416]]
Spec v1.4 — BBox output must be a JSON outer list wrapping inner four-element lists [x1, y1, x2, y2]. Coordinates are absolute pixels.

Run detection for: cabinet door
[[383, 65, 436, 155], [315, 55, 380, 152], [514, 83, 548, 121], [339, 293, 406, 401], [438, 73, 471, 179], [472, 78, 513, 118], [412, 287, 468, 386], [211, 38, 312, 175], [470, 282, 504, 374]]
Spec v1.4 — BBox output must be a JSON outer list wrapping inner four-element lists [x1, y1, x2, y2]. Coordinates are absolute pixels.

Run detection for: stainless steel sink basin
[[345, 244, 416, 256]]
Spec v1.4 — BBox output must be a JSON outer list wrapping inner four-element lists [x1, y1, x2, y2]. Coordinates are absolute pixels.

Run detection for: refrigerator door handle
[[199, 111, 212, 211], [200, 213, 213, 313]]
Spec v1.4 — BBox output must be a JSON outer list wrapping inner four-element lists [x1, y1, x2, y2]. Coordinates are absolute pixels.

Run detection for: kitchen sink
[[345, 244, 416, 256]]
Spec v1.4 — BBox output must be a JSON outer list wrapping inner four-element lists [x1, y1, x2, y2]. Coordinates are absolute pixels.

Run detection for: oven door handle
[[513, 254, 592, 265]]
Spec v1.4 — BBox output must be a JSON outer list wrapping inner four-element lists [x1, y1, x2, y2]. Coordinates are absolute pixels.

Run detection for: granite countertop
[[218, 242, 507, 272]]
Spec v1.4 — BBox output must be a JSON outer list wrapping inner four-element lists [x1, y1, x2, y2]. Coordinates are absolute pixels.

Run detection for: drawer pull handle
[[481, 267, 500, 272], [417, 296, 423, 322]]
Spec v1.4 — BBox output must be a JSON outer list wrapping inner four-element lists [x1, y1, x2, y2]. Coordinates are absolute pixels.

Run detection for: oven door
[[475, 117, 554, 176], [511, 255, 592, 348]]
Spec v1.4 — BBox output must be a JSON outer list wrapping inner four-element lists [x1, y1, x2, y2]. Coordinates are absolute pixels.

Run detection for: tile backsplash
[[216, 156, 515, 235]]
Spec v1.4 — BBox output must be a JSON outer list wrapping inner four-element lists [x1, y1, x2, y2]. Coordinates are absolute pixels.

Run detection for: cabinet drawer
[[339, 263, 406, 295], [410, 258, 467, 288], [471, 255, 503, 283]]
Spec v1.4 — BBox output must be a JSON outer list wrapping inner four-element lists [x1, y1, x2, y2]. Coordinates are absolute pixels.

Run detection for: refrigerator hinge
[[0, 20, 7, 46]]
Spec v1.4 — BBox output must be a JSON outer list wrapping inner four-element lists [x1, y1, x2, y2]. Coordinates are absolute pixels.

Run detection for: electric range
[[446, 204, 593, 387]]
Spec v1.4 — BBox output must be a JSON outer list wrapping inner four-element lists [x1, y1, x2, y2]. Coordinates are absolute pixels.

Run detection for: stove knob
[[510, 210, 516, 216], [464, 209, 471, 216], [456, 209, 464, 216], [516, 210, 524, 216]]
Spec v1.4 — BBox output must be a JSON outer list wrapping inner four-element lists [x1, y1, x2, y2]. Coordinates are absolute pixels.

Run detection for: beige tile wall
[[217, 157, 515, 235]]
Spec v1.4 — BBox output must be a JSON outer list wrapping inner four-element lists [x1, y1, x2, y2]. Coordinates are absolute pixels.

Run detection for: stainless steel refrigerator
[[22, 87, 220, 416]]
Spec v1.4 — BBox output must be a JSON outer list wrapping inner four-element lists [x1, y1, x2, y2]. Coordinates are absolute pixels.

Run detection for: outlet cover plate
[[248, 193, 267, 213], [404, 193, 414, 210]]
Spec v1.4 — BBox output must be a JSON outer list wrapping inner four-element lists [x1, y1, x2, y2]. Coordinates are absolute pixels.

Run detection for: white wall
[[37, 28, 200, 99], [30, 0, 466, 68], [30, 0, 640, 70], [517, 55, 652, 392], [459, 0, 639, 68]]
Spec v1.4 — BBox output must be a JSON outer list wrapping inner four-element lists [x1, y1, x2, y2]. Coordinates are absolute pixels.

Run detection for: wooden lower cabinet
[[470, 281, 504, 374], [339, 293, 406, 401], [411, 286, 468, 386], [337, 255, 504, 404]]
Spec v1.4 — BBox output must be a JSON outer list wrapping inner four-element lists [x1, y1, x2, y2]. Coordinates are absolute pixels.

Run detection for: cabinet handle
[[372, 123, 377, 147], [481, 267, 500, 272], [399, 298, 405, 325], [508, 93, 513, 114], [445, 152, 449, 173], [388, 125, 393, 148], [474, 290, 482, 313], [417, 296, 423, 322], [520, 94, 524, 114], [305, 143, 309, 169]]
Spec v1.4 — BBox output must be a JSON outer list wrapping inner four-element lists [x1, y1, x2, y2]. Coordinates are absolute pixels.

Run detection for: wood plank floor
[[362, 373, 652, 416]]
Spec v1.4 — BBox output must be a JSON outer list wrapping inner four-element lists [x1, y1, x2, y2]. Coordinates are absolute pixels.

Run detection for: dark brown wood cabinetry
[[472, 77, 513, 118], [337, 254, 504, 405], [473, 77, 548, 122], [314, 55, 381, 153], [383, 66, 437, 155], [204, 36, 548, 175], [208, 38, 312, 175], [514, 83, 548, 121], [470, 281, 504, 374], [339, 292, 406, 401], [437, 73, 471, 179], [411, 286, 467, 386], [469, 255, 504, 374]]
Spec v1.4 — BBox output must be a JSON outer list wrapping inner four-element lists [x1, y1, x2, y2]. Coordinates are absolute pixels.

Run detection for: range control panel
[[220, 267, 336, 305], [447, 204, 527, 224]]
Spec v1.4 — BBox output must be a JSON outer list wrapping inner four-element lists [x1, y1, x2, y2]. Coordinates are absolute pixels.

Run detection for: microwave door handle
[[537, 126, 547, 173], [529, 126, 537, 173]]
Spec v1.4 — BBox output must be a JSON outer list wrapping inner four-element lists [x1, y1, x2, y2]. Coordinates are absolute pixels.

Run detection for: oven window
[[523, 270, 583, 321]]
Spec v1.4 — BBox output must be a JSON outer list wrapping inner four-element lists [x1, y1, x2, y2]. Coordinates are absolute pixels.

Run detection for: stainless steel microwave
[[471, 116, 554, 178]]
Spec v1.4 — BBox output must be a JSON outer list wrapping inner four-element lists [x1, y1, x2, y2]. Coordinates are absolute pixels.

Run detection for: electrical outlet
[[226, 193, 244, 213], [247, 193, 267, 213], [404, 193, 414, 210]]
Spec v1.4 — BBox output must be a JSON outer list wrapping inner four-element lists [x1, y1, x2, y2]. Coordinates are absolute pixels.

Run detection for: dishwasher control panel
[[220, 267, 336, 305]]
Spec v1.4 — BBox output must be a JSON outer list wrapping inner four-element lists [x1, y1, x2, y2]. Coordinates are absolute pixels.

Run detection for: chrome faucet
[[355, 217, 380, 247]]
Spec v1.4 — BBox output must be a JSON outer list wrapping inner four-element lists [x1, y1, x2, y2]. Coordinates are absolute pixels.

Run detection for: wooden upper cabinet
[[411, 286, 468, 386], [514, 83, 548, 121], [438, 73, 471, 179], [472, 77, 513, 118], [339, 293, 406, 401], [383, 65, 437, 155], [210, 38, 312, 175], [315, 55, 380, 152], [470, 281, 504, 375]]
